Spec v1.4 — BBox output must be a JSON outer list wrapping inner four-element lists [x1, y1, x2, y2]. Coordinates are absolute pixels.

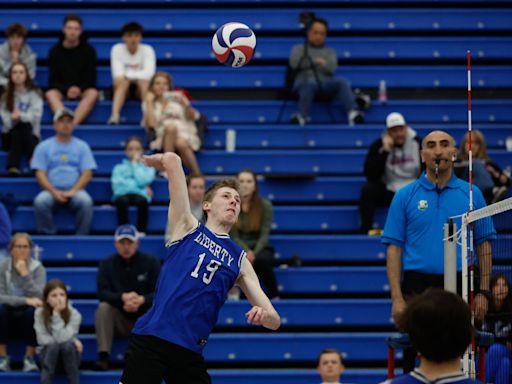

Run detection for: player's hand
[[474, 294, 488, 321], [143, 154, 165, 171], [391, 297, 407, 326], [245, 306, 269, 326], [382, 134, 394, 152]]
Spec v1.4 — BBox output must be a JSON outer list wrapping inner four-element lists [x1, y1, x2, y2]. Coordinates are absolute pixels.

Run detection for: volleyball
[[212, 22, 256, 68]]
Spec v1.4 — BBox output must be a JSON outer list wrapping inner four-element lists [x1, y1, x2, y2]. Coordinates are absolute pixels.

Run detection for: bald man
[[381, 130, 495, 372]]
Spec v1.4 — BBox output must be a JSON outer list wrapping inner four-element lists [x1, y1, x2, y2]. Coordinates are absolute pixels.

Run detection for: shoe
[[289, 114, 306, 127], [348, 110, 365, 125], [355, 89, 371, 110], [22, 356, 38, 372], [92, 359, 109, 371], [7, 167, 21, 176], [0, 356, 10, 372], [107, 115, 120, 125], [492, 186, 508, 203]]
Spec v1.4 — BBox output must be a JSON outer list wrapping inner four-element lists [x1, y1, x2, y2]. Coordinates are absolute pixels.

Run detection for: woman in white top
[[143, 71, 201, 174]]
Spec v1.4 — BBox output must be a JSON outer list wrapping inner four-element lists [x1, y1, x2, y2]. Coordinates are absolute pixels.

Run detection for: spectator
[[0, 202, 11, 260], [165, 173, 206, 242], [317, 348, 345, 384], [459, 130, 510, 204], [111, 136, 155, 233], [34, 279, 82, 384], [31, 108, 96, 235], [0, 232, 46, 372], [45, 14, 98, 127], [381, 289, 476, 384], [481, 273, 512, 384], [382, 130, 495, 372], [108, 22, 155, 125], [94, 224, 160, 371], [230, 170, 278, 299], [0, 23, 36, 92], [359, 112, 421, 234], [0, 62, 42, 176], [288, 18, 366, 126], [142, 72, 201, 174]]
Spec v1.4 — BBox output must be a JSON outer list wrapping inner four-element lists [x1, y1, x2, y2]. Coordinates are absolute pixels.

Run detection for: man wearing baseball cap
[[359, 112, 422, 234], [31, 107, 97, 234], [94, 224, 160, 370]]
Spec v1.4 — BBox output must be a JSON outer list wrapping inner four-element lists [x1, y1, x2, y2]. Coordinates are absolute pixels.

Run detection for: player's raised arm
[[237, 257, 280, 330], [143, 153, 196, 240]]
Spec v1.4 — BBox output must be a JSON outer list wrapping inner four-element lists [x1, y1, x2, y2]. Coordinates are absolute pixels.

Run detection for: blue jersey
[[133, 222, 245, 353], [382, 370, 481, 384]]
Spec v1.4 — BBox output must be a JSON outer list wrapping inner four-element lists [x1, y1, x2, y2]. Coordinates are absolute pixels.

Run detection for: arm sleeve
[[34, 308, 56, 345], [82, 45, 97, 89], [253, 199, 273, 255], [382, 191, 406, 247], [79, 143, 97, 171], [20, 92, 43, 128], [364, 139, 389, 182], [23, 264, 46, 298], [0, 105, 12, 129], [30, 142, 48, 171], [47, 47, 62, 90], [289, 44, 304, 69], [50, 308, 82, 343], [0, 273, 26, 306], [26, 51, 37, 80], [97, 260, 123, 308], [136, 45, 156, 80], [317, 47, 337, 76], [111, 44, 125, 79]]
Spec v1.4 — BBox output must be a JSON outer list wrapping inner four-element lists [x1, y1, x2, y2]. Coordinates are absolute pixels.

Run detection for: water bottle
[[226, 129, 236, 152], [378, 80, 388, 104]]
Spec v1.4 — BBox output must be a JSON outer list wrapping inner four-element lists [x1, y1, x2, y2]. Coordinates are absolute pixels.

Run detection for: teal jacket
[[111, 159, 156, 202]]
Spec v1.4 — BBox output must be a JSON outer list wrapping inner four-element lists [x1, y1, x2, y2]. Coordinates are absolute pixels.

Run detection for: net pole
[[461, 214, 470, 375]]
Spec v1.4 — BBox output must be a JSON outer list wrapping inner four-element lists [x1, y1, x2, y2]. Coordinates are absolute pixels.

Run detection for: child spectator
[[459, 130, 510, 203], [111, 136, 155, 233], [143, 71, 201, 174], [0, 23, 36, 92], [34, 279, 82, 384], [231, 169, 278, 299], [0, 232, 46, 372], [45, 14, 98, 126], [108, 22, 155, 125], [0, 62, 42, 176]]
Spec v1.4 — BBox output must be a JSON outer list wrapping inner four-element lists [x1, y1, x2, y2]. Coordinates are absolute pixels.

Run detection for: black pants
[[114, 194, 149, 232], [0, 304, 37, 346], [120, 334, 211, 384], [400, 271, 463, 372], [1, 122, 38, 170], [254, 247, 279, 298], [359, 181, 395, 232]]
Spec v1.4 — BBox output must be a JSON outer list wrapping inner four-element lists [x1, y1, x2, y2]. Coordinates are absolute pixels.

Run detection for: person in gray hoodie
[[0, 232, 46, 372], [34, 279, 82, 384], [0, 23, 36, 90], [0, 62, 43, 176]]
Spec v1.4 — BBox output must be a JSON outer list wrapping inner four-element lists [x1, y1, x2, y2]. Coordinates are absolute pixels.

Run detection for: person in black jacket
[[45, 14, 98, 126], [94, 224, 160, 371], [359, 113, 422, 234]]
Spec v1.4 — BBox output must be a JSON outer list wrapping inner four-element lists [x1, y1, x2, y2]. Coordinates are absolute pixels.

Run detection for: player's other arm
[[237, 257, 280, 330], [143, 153, 196, 240]]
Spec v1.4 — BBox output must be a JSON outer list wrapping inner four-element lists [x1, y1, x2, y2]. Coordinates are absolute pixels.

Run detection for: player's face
[[307, 22, 327, 47], [188, 178, 206, 204], [237, 172, 256, 199], [11, 236, 31, 261], [317, 353, 344, 382], [421, 131, 457, 174], [123, 32, 141, 52], [114, 238, 139, 260], [205, 187, 241, 225], [63, 21, 82, 43], [493, 277, 509, 301], [387, 125, 407, 146]]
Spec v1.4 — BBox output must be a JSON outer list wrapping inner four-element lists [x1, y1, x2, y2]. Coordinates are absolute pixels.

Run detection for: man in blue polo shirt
[[382, 130, 495, 371]]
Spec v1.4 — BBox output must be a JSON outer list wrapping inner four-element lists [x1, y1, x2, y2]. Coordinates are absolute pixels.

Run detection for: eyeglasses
[[13, 245, 30, 249]]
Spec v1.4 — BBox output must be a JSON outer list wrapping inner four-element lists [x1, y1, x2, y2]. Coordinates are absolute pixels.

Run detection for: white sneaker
[[107, 115, 120, 125], [22, 356, 39, 372], [0, 356, 10, 372], [348, 110, 365, 126]]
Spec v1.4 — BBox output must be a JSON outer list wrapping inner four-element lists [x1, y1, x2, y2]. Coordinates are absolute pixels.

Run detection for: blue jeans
[[293, 77, 357, 119], [33, 190, 93, 235], [486, 342, 512, 384]]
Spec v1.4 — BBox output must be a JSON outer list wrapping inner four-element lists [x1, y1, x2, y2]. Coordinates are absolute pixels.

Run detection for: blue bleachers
[[34, 65, 512, 89], [47, 266, 390, 294], [2, 9, 511, 32], [28, 37, 512, 61]]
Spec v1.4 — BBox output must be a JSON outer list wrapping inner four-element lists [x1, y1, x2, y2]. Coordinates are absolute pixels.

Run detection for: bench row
[[28, 37, 512, 61], [4, 150, 511, 176], [40, 99, 512, 125], [1, 8, 511, 32], [33, 65, 512, 89], [35, 124, 512, 150]]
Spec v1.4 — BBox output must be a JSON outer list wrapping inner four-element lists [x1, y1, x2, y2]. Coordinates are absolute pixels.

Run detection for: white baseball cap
[[386, 112, 406, 129]]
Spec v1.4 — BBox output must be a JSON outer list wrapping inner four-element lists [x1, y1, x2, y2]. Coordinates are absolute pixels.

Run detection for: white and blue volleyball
[[212, 22, 256, 68]]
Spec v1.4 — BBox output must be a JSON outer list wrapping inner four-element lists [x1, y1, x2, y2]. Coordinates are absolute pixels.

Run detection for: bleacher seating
[[1, 0, 511, 382]]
